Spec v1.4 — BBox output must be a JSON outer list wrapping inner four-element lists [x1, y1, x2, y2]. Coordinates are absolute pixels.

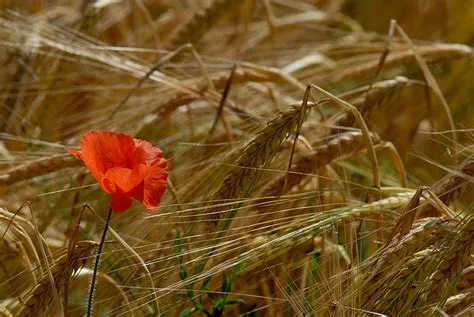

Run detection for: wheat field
[[0, 0, 473, 316]]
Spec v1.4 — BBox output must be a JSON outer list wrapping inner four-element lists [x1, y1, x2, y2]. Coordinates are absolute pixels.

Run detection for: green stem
[[87, 206, 113, 317]]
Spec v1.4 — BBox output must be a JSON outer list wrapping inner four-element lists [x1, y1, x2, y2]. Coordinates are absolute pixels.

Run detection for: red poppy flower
[[69, 131, 168, 212]]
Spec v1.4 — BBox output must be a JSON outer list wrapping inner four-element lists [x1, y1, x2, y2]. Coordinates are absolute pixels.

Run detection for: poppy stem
[[87, 206, 113, 317]]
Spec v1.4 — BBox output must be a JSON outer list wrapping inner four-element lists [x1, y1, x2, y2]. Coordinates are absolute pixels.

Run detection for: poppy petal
[[134, 139, 164, 166], [70, 130, 168, 213], [78, 131, 137, 183], [142, 164, 168, 210], [128, 180, 144, 202], [104, 165, 147, 193], [156, 157, 167, 168], [110, 192, 132, 212], [101, 177, 116, 194]]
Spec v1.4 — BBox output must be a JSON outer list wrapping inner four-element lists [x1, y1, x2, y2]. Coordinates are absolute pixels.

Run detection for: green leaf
[[178, 308, 195, 317], [221, 271, 230, 293], [231, 258, 246, 282], [200, 275, 212, 291], [211, 297, 225, 310], [179, 263, 188, 281]]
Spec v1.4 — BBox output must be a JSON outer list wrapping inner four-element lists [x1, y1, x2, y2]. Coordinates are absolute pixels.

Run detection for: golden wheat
[[261, 131, 380, 197], [0, 154, 81, 186], [17, 241, 97, 317], [1, 2, 474, 316]]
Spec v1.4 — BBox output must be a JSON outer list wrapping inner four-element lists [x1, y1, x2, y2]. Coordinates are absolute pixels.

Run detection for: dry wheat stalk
[[156, 89, 261, 125], [136, 64, 283, 134], [359, 218, 447, 307], [174, 103, 312, 280], [342, 156, 473, 312], [185, 104, 315, 280], [0, 209, 45, 282], [436, 219, 474, 279], [243, 233, 316, 274], [233, 234, 321, 315], [443, 288, 474, 315], [262, 131, 380, 199], [366, 218, 474, 314], [0, 231, 20, 262], [331, 76, 426, 130], [369, 247, 439, 312], [331, 43, 472, 83], [211, 103, 310, 209], [368, 218, 445, 273], [0, 216, 21, 262], [343, 171, 470, 222], [342, 191, 413, 219], [418, 153, 474, 217], [167, 0, 244, 47], [17, 240, 98, 317], [458, 265, 474, 291], [418, 219, 474, 307], [168, 0, 351, 50], [240, 10, 363, 55], [394, 22, 459, 163], [117, 60, 308, 133], [0, 154, 81, 186]]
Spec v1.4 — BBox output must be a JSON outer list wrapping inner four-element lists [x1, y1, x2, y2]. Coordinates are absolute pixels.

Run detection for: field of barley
[[0, 1, 473, 316]]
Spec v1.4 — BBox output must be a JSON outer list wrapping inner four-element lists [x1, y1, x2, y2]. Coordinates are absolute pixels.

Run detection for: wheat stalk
[[180, 102, 313, 280], [458, 265, 474, 291], [167, 0, 243, 47], [261, 131, 380, 198], [17, 241, 98, 317], [0, 208, 45, 282], [443, 288, 474, 315], [369, 247, 438, 312], [418, 153, 474, 217], [359, 218, 446, 308], [0, 154, 81, 186], [331, 43, 472, 83], [209, 103, 312, 219], [417, 219, 474, 309], [332, 76, 426, 130], [364, 218, 474, 314]]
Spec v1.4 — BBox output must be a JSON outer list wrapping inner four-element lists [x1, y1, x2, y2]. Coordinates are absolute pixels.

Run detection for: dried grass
[[1, 1, 473, 316], [17, 241, 97, 317]]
